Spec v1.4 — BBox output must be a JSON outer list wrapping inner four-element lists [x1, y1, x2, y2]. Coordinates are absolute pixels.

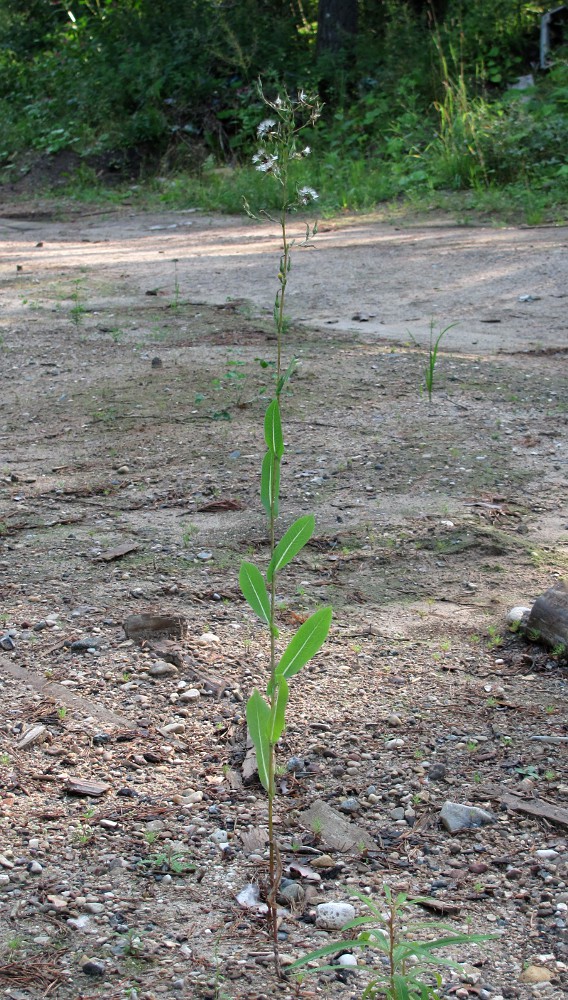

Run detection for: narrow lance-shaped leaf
[[269, 675, 289, 743], [260, 450, 280, 518], [276, 606, 332, 681], [246, 689, 272, 794], [267, 514, 314, 582], [264, 399, 284, 458], [239, 561, 270, 625]]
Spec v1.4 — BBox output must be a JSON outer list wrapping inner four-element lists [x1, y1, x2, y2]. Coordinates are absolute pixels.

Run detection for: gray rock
[[0, 634, 16, 650], [28, 861, 43, 874], [507, 606, 531, 625], [389, 807, 405, 821], [299, 800, 375, 853], [149, 662, 178, 676], [197, 551, 213, 561], [70, 637, 100, 652], [279, 881, 305, 905], [316, 901, 356, 930], [81, 958, 106, 976], [440, 801, 496, 834], [428, 764, 447, 782], [339, 797, 360, 814], [83, 901, 105, 914], [210, 829, 229, 845]]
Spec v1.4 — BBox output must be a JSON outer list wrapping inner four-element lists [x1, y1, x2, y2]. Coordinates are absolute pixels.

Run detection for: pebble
[[440, 801, 496, 834], [149, 662, 178, 677], [535, 850, 559, 861], [80, 958, 106, 976], [70, 638, 100, 652], [387, 714, 403, 726], [339, 798, 360, 814], [428, 764, 447, 781], [390, 807, 405, 821], [279, 882, 305, 904], [337, 953, 357, 967], [311, 854, 335, 869], [385, 738, 405, 749], [29, 861, 43, 874], [197, 551, 213, 561], [210, 830, 229, 845], [179, 688, 200, 702], [519, 966, 552, 984], [507, 606, 531, 624], [0, 873, 11, 885], [316, 901, 356, 930]]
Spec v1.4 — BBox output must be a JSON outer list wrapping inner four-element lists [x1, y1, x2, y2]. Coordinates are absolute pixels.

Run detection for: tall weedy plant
[[239, 84, 332, 976]]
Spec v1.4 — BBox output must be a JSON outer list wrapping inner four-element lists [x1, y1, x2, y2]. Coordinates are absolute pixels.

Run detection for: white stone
[[316, 901, 356, 930], [507, 606, 531, 625], [337, 953, 358, 967]]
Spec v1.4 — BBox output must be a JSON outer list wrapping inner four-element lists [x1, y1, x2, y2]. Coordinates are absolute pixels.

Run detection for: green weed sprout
[[290, 886, 494, 998], [239, 82, 331, 978], [410, 320, 455, 401]]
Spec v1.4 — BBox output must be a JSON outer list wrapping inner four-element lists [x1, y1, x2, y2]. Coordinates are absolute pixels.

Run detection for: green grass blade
[[239, 561, 270, 625], [276, 606, 332, 680], [267, 514, 315, 581]]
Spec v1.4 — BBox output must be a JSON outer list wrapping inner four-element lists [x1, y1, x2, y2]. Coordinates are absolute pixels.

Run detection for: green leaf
[[239, 561, 270, 625], [276, 607, 332, 681], [260, 450, 280, 518], [264, 399, 284, 458], [267, 514, 314, 581], [270, 676, 289, 742], [246, 689, 271, 793]]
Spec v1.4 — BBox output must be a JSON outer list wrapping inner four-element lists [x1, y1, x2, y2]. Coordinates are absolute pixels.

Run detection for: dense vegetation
[[0, 0, 567, 219]]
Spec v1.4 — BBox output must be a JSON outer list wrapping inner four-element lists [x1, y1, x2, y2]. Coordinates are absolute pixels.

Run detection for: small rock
[[0, 873, 11, 885], [70, 637, 100, 652], [179, 688, 200, 702], [535, 849, 559, 860], [337, 954, 357, 967], [316, 901, 356, 930], [311, 854, 336, 869], [286, 756, 305, 773], [440, 802, 496, 834], [83, 901, 105, 914], [279, 881, 305, 905], [387, 714, 403, 726], [210, 830, 229, 845], [428, 764, 447, 782], [519, 966, 553, 984], [80, 958, 106, 976], [197, 551, 213, 561], [339, 797, 360, 814], [507, 606, 531, 625], [0, 634, 16, 650], [162, 722, 185, 734], [28, 861, 43, 874], [385, 738, 405, 749], [390, 807, 405, 821], [149, 662, 178, 677]]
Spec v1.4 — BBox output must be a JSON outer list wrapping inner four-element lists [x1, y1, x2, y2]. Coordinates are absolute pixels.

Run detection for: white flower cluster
[[297, 186, 318, 204], [252, 149, 279, 174], [257, 118, 277, 139]]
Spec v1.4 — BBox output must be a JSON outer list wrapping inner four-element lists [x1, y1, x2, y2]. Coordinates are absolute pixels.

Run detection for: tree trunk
[[316, 0, 358, 56]]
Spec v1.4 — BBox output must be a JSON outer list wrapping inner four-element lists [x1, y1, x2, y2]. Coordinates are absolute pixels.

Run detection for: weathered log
[[527, 579, 568, 652]]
